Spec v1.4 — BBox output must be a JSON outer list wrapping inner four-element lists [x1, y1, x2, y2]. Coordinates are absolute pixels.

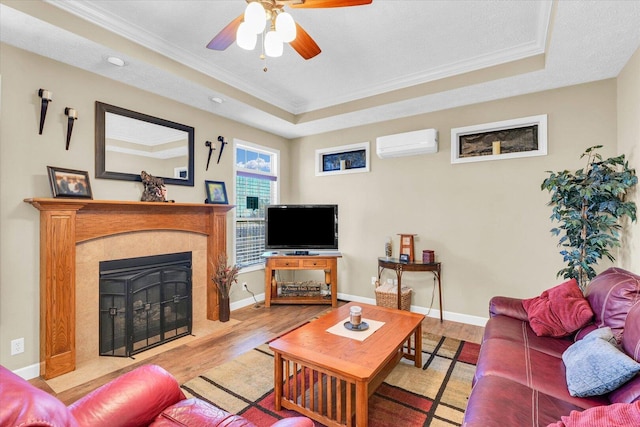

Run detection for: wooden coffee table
[[269, 302, 425, 427]]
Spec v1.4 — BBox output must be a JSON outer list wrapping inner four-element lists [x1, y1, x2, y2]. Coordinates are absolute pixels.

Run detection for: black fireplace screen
[[99, 252, 192, 357]]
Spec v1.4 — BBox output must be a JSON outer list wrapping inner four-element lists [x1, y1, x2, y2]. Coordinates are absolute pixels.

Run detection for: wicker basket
[[375, 282, 412, 311]]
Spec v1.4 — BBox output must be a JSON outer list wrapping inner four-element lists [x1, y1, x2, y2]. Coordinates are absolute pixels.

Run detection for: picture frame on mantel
[[451, 114, 547, 164], [205, 180, 228, 204], [47, 166, 93, 199]]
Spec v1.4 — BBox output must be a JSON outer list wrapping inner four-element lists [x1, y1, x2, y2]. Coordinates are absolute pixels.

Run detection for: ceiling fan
[[206, 0, 372, 60]]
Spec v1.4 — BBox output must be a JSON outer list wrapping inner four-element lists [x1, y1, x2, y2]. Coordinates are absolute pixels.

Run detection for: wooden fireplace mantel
[[25, 198, 234, 379]]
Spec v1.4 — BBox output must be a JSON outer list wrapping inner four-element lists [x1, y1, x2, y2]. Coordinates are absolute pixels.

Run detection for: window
[[234, 140, 279, 269]]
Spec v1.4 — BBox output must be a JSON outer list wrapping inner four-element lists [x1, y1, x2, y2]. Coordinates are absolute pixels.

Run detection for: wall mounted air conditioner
[[376, 128, 438, 159]]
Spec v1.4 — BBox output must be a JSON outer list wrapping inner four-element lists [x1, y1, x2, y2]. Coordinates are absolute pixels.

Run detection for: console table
[[377, 257, 443, 321], [264, 254, 341, 308]]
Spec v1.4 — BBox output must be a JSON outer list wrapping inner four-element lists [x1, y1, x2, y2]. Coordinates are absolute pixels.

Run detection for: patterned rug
[[181, 333, 480, 426]]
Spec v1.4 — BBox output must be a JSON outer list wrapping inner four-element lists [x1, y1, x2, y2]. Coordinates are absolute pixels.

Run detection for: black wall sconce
[[64, 108, 78, 150], [38, 89, 52, 134], [205, 140, 215, 171], [216, 135, 227, 164]]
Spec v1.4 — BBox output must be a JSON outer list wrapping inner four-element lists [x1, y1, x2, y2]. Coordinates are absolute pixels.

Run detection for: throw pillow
[[546, 402, 640, 427], [522, 278, 594, 337], [563, 327, 640, 397]]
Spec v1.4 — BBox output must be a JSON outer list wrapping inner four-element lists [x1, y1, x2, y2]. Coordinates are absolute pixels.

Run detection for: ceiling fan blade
[[206, 14, 244, 50], [289, 23, 321, 60], [289, 0, 372, 8]]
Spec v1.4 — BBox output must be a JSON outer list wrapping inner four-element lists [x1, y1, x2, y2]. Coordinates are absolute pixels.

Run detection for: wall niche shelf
[[451, 114, 547, 164]]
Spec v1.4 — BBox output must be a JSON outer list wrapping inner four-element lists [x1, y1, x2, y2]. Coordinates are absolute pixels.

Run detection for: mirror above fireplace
[[95, 101, 195, 186]]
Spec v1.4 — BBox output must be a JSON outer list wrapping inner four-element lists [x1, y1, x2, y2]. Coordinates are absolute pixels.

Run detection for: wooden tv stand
[[264, 253, 341, 307]]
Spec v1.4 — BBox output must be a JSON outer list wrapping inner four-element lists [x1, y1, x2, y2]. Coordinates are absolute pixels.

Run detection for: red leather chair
[[0, 363, 313, 427]]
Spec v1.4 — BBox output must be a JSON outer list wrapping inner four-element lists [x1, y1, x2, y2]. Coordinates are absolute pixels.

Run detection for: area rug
[[181, 333, 480, 426]]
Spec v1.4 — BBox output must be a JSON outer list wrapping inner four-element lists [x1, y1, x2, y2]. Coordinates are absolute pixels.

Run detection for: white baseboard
[[231, 293, 266, 311], [12, 363, 40, 380]]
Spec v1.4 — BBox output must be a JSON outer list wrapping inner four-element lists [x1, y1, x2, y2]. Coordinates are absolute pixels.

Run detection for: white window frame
[[233, 138, 280, 273]]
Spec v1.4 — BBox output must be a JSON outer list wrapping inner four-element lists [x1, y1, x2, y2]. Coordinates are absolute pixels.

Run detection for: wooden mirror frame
[[95, 101, 195, 186]]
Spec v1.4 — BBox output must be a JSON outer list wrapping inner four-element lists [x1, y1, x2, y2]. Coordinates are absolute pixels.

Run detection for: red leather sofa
[[0, 363, 313, 427], [463, 267, 640, 426]]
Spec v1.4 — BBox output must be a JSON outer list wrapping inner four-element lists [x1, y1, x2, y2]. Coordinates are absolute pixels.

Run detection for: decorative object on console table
[[140, 171, 167, 202], [423, 250, 435, 263], [211, 253, 238, 322], [398, 233, 416, 262], [384, 236, 392, 258], [205, 180, 228, 204], [47, 166, 92, 199]]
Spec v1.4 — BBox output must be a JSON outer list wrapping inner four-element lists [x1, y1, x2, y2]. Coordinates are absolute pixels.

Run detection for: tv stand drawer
[[273, 259, 301, 268], [302, 259, 328, 268]]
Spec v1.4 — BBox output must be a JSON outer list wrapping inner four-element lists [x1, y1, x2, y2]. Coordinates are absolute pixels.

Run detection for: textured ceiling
[[1, 0, 639, 138]]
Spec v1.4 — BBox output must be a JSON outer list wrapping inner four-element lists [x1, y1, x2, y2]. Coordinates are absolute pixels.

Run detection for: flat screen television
[[265, 204, 338, 253]]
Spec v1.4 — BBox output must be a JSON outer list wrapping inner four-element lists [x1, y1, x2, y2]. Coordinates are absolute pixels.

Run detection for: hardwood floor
[[29, 301, 484, 405]]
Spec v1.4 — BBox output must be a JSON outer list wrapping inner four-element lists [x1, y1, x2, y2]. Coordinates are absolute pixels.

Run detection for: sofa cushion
[[547, 401, 640, 427], [69, 364, 186, 427], [483, 315, 574, 358], [582, 267, 640, 342], [489, 296, 529, 320], [154, 398, 257, 427], [621, 302, 640, 362], [609, 302, 640, 404], [563, 327, 640, 397], [474, 338, 608, 408], [522, 279, 594, 338], [464, 375, 586, 427]]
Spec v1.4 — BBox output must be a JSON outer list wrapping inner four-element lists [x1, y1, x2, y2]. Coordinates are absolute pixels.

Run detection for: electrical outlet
[[11, 338, 24, 355], [371, 276, 377, 285], [242, 282, 249, 292]]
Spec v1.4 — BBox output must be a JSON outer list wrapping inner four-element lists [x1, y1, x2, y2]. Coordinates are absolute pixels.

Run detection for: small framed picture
[[205, 180, 228, 204], [399, 253, 410, 264], [47, 166, 93, 199]]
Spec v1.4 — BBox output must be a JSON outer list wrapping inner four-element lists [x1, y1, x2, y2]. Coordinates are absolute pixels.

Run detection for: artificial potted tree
[[541, 145, 637, 290]]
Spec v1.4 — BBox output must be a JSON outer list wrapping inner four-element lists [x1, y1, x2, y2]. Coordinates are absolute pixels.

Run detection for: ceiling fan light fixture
[[237, 22, 257, 50], [264, 30, 283, 57], [244, 1, 266, 34], [275, 12, 296, 43]]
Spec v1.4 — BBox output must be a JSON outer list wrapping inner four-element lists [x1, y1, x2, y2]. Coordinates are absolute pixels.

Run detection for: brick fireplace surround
[[26, 198, 233, 379]]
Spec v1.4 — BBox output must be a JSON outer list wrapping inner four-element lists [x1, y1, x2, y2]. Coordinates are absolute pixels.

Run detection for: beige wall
[[0, 43, 290, 371], [0, 40, 635, 375], [291, 79, 619, 322], [617, 46, 640, 272]]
